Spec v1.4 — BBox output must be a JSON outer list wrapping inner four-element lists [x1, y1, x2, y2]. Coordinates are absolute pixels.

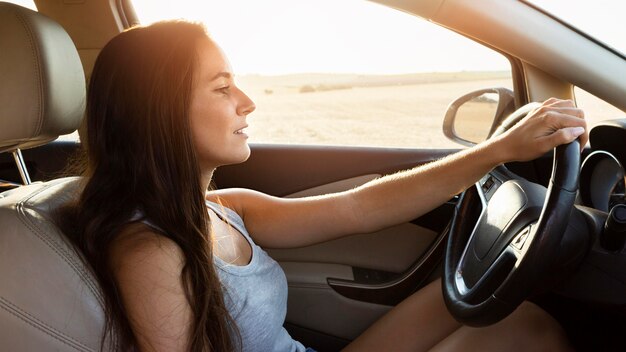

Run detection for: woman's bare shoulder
[[109, 222, 184, 276]]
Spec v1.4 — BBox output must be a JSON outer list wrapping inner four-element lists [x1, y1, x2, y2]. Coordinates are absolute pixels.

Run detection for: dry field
[[237, 72, 625, 149], [58, 72, 623, 147]]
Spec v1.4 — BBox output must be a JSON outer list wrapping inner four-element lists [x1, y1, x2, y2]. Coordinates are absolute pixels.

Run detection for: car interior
[[0, 0, 625, 351]]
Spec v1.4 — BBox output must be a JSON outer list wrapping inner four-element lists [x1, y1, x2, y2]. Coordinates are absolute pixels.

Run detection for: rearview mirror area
[[443, 88, 515, 146]]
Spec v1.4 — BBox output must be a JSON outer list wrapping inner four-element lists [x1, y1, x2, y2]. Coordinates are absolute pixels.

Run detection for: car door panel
[[269, 223, 438, 274], [286, 284, 391, 341]]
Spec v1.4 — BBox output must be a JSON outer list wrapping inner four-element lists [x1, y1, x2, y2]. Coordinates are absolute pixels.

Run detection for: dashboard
[[579, 120, 626, 212]]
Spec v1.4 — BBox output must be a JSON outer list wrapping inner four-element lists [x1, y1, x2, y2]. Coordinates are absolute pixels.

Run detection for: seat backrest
[[0, 178, 105, 351], [0, 2, 105, 351]]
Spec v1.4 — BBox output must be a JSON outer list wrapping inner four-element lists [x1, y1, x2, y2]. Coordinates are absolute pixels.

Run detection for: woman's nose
[[237, 89, 256, 116]]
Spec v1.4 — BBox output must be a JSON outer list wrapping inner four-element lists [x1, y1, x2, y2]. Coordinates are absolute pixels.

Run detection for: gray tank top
[[205, 201, 305, 352], [136, 202, 305, 351]]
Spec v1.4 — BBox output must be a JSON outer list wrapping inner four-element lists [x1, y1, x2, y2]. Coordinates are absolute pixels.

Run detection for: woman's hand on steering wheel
[[495, 98, 587, 162]]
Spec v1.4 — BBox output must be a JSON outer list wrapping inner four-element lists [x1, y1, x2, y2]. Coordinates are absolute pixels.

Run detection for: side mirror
[[443, 88, 515, 146]]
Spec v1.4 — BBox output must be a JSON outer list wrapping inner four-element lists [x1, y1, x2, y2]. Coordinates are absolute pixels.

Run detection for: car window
[[575, 87, 625, 127], [3, 0, 36, 10], [132, 0, 513, 149]]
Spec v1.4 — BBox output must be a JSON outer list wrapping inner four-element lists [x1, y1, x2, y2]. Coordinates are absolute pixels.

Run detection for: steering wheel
[[442, 103, 581, 326]]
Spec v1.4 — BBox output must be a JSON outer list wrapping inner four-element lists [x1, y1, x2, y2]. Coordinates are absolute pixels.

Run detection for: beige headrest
[[0, 2, 85, 153]]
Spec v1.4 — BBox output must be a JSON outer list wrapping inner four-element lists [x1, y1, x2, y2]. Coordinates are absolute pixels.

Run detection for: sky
[[10, 0, 626, 75], [131, 0, 626, 75], [133, 0, 511, 74]]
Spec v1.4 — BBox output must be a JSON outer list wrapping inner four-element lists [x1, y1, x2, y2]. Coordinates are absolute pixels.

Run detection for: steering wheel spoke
[[455, 242, 518, 304]]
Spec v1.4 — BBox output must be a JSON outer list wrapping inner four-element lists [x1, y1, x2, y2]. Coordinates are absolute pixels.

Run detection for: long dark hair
[[58, 21, 238, 351]]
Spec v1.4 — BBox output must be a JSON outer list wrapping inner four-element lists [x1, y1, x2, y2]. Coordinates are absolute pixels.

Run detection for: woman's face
[[189, 38, 256, 171]]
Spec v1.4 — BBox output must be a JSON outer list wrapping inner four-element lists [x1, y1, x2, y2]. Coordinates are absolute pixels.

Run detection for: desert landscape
[[58, 71, 623, 147], [236, 71, 624, 149]]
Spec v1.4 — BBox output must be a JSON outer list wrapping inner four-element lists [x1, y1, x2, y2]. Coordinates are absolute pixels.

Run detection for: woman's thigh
[[342, 279, 461, 352], [428, 301, 571, 352], [342, 279, 570, 352]]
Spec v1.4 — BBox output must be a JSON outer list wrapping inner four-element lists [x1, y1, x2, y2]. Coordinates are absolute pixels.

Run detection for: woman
[[59, 20, 585, 351]]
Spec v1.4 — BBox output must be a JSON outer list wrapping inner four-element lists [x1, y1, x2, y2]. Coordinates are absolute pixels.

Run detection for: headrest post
[[12, 149, 31, 185]]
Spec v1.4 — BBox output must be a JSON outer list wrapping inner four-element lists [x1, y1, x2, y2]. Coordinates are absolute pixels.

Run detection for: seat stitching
[[0, 296, 94, 352], [14, 180, 104, 306], [16, 180, 104, 303], [16, 202, 104, 306]]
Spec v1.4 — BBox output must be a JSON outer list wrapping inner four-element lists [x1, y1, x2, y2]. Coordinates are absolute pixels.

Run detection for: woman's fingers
[[527, 98, 588, 147], [538, 126, 586, 152], [537, 111, 585, 129], [546, 97, 572, 106], [543, 106, 585, 119], [543, 111, 587, 148], [529, 105, 585, 124]]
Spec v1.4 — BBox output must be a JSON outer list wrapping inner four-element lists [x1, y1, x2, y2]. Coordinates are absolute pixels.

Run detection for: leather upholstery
[[0, 3, 104, 351], [0, 178, 104, 351], [0, 2, 85, 153]]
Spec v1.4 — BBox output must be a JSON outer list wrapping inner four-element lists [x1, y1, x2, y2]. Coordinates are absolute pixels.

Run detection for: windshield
[[524, 0, 626, 56]]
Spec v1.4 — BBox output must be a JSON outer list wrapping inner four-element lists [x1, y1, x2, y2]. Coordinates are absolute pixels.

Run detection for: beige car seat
[[0, 2, 105, 351]]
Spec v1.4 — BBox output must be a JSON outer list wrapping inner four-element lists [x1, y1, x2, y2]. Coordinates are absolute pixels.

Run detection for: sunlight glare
[[131, 0, 511, 75]]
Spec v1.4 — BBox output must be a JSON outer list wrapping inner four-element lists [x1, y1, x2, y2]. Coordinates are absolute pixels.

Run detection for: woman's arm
[[211, 98, 587, 249], [109, 225, 192, 352]]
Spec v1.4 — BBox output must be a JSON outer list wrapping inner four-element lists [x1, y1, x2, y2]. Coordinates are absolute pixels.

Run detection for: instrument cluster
[[579, 120, 626, 212]]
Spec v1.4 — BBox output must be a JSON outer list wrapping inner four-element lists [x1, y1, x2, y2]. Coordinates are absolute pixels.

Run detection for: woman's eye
[[216, 86, 231, 94]]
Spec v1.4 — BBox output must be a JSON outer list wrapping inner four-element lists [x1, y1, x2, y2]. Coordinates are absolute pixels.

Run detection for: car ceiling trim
[[114, 0, 129, 28], [115, 0, 139, 28], [519, 0, 626, 61]]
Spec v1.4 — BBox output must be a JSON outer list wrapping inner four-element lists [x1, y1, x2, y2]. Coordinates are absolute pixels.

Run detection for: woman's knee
[[506, 301, 572, 352]]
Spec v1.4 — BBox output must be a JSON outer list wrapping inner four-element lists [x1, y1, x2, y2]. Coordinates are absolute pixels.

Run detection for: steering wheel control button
[[601, 204, 626, 251], [479, 175, 500, 200], [511, 227, 531, 250], [481, 176, 495, 192]]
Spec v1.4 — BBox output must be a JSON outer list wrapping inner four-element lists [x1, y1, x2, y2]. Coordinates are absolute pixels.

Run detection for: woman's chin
[[225, 147, 251, 166]]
